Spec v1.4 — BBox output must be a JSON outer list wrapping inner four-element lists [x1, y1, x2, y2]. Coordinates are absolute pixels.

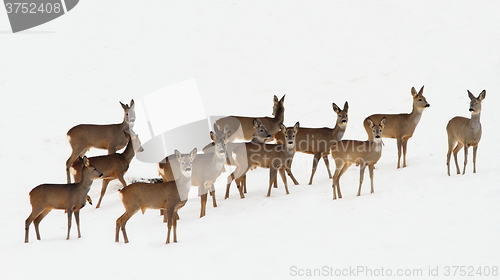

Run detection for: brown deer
[[363, 86, 429, 168], [116, 148, 196, 244], [25, 157, 103, 243], [70, 131, 144, 208], [276, 101, 348, 185], [446, 90, 486, 176], [158, 125, 231, 218], [226, 122, 300, 198], [331, 117, 386, 200], [65, 99, 135, 183], [215, 118, 273, 199], [215, 95, 285, 141]]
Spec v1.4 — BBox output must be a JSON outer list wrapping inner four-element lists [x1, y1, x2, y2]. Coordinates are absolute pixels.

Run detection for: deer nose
[[341, 120, 347, 123], [469, 108, 474, 112], [375, 135, 381, 139], [287, 141, 293, 145], [99, 173, 104, 178], [266, 134, 272, 138], [425, 104, 430, 107]]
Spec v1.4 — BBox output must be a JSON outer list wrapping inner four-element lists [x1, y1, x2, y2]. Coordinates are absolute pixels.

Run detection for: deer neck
[[211, 150, 226, 171], [274, 104, 285, 124], [332, 123, 347, 141], [409, 103, 424, 125], [121, 139, 136, 163], [176, 173, 192, 201], [369, 140, 383, 154], [470, 112, 481, 132], [78, 170, 95, 190]]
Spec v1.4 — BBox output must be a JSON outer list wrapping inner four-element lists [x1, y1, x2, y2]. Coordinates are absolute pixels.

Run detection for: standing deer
[[363, 86, 429, 168], [276, 101, 348, 185], [331, 117, 386, 200], [25, 157, 103, 243], [226, 122, 300, 197], [158, 125, 231, 218], [65, 99, 135, 183], [446, 90, 486, 176], [215, 95, 285, 141], [70, 131, 144, 208], [116, 148, 197, 244]]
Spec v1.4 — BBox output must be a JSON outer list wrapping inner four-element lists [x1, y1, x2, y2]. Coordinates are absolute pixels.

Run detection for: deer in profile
[[276, 101, 348, 185], [65, 99, 135, 183], [446, 90, 486, 176], [363, 86, 429, 168], [215, 95, 285, 142], [158, 125, 231, 218], [226, 122, 300, 198], [116, 148, 196, 244], [331, 117, 386, 200], [220, 118, 274, 198], [70, 131, 144, 208], [25, 157, 103, 243]]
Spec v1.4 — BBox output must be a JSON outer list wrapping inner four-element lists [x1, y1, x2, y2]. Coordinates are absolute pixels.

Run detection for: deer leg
[[74, 210, 81, 238], [66, 209, 73, 240], [267, 167, 278, 197], [453, 143, 464, 174], [96, 179, 112, 209], [116, 209, 137, 243], [242, 174, 247, 193], [402, 138, 409, 168], [172, 210, 178, 243], [322, 155, 333, 179], [308, 153, 322, 185], [279, 168, 289, 195], [368, 164, 375, 194], [446, 139, 456, 176], [396, 138, 402, 169], [200, 193, 208, 218], [357, 164, 367, 196], [286, 168, 299, 185], [209, 185, 217, 208], [462, 145, 469, 175], [473, 145, 478, 173], [33, 208, 52, 241], [337, 163, 351, 199], [165, 208, 174, 244], [332, 161, 343, 200]]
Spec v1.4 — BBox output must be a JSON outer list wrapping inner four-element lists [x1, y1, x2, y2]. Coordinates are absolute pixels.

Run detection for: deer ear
[[380, 117, 387, 127], [190, 148, 197, 160], [366, 118, 374, 128], [213, 123, 220, 134], [343, 101, 349, 111], [294, 122, 300, 132], [210, 131, 217, 142], [332, 103, 341, 113], [468, 90, 475, 100], [280, 94, 286, 103], [130, 99, 135, 107], [280, 123, 287, 134], [478, 90, 486, 101], [411, 87, 418, 98], [418, 85, 424, 95], [253, 118, 261, 128], [120, 101, 127, 109], [175, 150, 182, 161], [274, 95, 279, 104], [82, 156, 90, 167], [223, 124, 230, 134]]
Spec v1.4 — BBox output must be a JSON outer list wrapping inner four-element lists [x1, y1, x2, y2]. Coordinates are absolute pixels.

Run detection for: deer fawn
[[276, 102, 348, 185], [25, 157, 103, 243], [446, 90, 486, 176], [226, 122, 300, 197], [331, 117, 386, 200], [158, 125, 231, 218], [363, 86, 429, 168], [70, 131, 144, 208], [65, 99, 135, 183], [215, 95, 285, 142], [116, 148, 196, 244]]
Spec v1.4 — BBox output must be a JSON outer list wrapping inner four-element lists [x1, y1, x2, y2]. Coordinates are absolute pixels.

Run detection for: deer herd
[[25, 86, 487, 244]]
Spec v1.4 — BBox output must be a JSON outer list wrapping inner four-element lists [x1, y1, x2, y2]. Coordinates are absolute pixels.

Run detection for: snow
[[1, 1, 499, 279]]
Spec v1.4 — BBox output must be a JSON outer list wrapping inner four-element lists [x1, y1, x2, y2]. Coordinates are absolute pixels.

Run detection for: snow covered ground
[[1, 1, 499, 279]]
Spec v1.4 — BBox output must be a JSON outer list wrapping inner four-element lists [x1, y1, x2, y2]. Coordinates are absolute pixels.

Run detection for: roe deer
[[220, 118, 272, 199], [116, 148, 196, 244], [158, 125, 231, 218], [446, 90, 486, 176], [331, 117, 386, 200], [25, 157, 103, 243], [71, 131, 144, 208], [215, 95, 285, 141], [363, 86, 429, 168], [65, 99, 135, 183], [276, 101, 348, 185], [226, 122, 300, 197]]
